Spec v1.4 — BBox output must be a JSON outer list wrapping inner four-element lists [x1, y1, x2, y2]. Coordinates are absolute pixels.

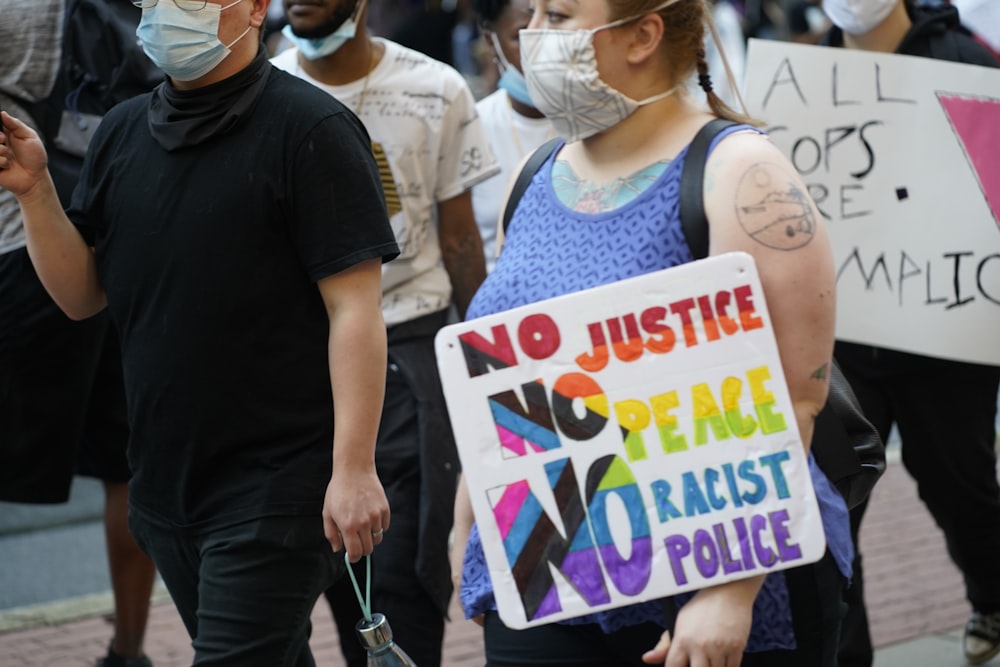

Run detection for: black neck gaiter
[[148, 46, 270, 152]]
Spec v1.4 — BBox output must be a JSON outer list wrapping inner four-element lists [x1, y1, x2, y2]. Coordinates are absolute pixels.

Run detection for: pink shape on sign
[[493, 480, 531, 539], [937, 93, 1000, 232], [497, 424, 527, 457], [497, 424, 549, 456]]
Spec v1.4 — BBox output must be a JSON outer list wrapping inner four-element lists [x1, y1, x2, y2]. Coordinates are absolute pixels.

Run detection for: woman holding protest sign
[[449, 0, 852, 664]]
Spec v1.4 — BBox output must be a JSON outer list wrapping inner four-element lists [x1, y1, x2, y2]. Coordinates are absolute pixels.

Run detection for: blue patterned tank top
[[461, 125, 852, 651]]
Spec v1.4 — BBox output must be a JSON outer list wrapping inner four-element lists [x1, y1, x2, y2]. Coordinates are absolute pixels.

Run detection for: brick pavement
[[858, 461, 969, 649], [0, 459, 983, 667]]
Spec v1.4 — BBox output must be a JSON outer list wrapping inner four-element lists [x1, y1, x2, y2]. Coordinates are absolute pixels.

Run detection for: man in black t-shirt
[[0, 1, 399, 664]]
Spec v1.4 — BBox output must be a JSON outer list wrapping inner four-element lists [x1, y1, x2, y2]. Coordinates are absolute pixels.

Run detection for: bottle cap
[[356, 613, 393, 651]]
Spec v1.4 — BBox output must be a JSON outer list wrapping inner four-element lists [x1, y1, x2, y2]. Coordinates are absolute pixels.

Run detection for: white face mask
[[281, 0, 368, 60], [519, 0, 682, 143], [137, 0, 252, 82], [822, 0, 897, 35]]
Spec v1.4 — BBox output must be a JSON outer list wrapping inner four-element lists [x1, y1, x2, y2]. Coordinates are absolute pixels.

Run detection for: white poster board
[[435, 253, 825, 629], [744, 40, 1000, 365]]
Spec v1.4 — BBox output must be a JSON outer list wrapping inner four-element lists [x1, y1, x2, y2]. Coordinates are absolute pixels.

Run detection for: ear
[[250, 0, 271, 28], [626, 11, 665, 65]]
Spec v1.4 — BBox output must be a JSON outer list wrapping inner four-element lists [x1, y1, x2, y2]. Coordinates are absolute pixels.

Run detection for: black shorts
[[0, 247, 129, 504]]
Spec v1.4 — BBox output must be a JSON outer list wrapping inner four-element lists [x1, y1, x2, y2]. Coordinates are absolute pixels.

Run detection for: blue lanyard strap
[[345, 553, 373, 622]]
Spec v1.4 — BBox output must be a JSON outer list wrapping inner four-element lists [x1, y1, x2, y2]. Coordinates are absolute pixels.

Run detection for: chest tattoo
[[552, 159, 671, 213]]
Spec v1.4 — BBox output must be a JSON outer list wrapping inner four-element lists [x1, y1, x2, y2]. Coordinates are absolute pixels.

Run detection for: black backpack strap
[[678, 118, 739, 259], [502, 137, 563, 235], [504, 120, 736, 246]]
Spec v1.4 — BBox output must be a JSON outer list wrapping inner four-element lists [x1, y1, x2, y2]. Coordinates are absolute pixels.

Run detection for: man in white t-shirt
[[272, 2, 498, 664], [469, 0, 554, 273]]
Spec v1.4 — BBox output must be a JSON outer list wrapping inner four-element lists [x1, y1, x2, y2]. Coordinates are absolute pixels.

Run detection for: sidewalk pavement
[[1, 454, 997, 667]]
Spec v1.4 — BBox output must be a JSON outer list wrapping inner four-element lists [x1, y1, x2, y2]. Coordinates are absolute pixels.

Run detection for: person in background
[[0, 0, 398, 663], [0, 2, 159, 665], [741, 0, 785, 40], [264, 0, 291, 54], [950, 0, 1000, 60], [272, 0, 498, 664], [451, 0, 853, 664], [468, 0, 553, 273], [371, 0, 461, 66], [818, 1, 1000, 666], [788, 0, 830, 44]]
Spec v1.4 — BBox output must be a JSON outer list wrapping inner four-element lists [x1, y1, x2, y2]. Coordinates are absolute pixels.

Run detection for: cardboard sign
[[436, 253, 825, 629], [744, 40, 1000, 365]]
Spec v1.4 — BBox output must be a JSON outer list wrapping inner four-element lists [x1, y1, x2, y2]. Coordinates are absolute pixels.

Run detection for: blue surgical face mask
[[490, 32, 535, 108], [137, 0, 251, 82], [282, 0, 367, 60]]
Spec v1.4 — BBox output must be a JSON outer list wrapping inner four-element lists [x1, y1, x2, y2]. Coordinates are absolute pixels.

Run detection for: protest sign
[[435, 253, 825, 629], [744, 40, 1000, 365]]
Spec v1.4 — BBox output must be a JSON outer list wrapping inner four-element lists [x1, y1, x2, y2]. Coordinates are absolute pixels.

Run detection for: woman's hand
[[642, 576, 762, 666]]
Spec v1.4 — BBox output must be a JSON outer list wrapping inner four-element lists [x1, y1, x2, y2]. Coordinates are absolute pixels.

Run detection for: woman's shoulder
[[707, 125, 780, 164], [702, 127, 798, 197]]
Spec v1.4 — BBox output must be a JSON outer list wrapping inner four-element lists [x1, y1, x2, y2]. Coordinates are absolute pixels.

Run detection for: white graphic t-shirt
[[472, 88, 553, 273], [272, 40, 500, 326], [0, 0, 63, 256]]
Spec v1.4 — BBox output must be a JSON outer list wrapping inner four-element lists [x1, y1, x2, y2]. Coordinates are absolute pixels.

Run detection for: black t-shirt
[[69, 67, 399, 529]]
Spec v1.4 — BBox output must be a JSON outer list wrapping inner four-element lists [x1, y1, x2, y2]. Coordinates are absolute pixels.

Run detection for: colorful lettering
[[585, 455, 652, 595], [734, 285, 764, 331], [721, 376, 758, 438], [691, 383, 731, 445], [459, 324, 517, 377], [489, 380, 560, 457], [650, 479, 683, 522], [494, 458, 610, 621], [518, 313, 562, 360], [746, 366, 788, 434], [551, 373, 609, 441], [613, 399, 651, 462], [662, 510, 804, 586], [641, 306, 676, 354], [651, 390, 688, 455]]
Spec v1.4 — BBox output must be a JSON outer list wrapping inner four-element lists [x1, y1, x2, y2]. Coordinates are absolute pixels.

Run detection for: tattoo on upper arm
[[811, 364, 829, 381], [734, 162, 816, 250]]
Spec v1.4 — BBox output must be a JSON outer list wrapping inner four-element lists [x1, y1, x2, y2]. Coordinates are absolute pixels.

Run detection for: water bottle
[[356, 613, 418, 666]]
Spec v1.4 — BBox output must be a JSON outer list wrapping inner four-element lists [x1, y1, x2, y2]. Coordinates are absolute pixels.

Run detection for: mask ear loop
[[345, 553, 373, 622], [702, 0, 749, 118], [488, 32, 514, 73]]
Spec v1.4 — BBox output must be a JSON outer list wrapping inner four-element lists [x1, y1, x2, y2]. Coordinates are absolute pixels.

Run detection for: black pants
[[481, 551, 845, 666], [482, 613, 664, 667], [836, 344, 1000, 667], [325, 360, 445, 667], [129, 513, 341, 667]]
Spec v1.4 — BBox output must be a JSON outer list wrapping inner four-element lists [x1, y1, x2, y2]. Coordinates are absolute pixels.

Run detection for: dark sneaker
[[96, 645, 153, 667], [964, 610, 1000, 665]]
